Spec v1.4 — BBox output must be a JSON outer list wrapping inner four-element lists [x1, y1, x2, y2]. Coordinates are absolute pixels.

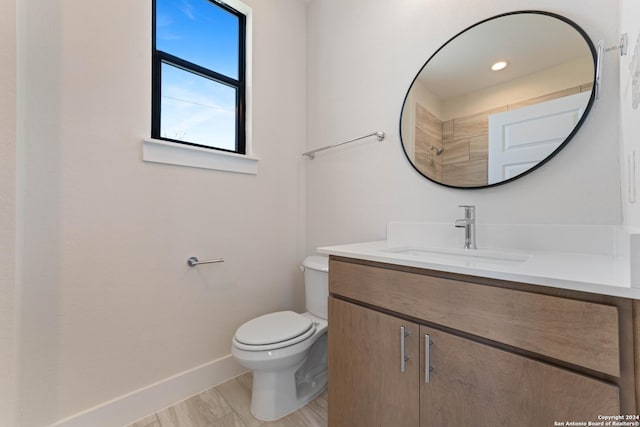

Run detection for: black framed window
[[152, 0, 246, 154]]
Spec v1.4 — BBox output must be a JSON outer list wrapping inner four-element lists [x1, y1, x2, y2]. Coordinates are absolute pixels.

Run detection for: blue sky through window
[[160, 63, 236, 150], [156, 0, 239, 78], [156, 0, 241, 150]]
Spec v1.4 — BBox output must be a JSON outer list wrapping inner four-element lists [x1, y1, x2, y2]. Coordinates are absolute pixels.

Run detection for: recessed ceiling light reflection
[[491, 61, 508, 71]]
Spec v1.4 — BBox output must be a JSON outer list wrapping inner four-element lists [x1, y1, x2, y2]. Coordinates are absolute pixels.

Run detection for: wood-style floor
[[126, 372, 328, 427]]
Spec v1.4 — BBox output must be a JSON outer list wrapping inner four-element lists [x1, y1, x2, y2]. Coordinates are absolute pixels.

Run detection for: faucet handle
[[454, 219, 468, 228]]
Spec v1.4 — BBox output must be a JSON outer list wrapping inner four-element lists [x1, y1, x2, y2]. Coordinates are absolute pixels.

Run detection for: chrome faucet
[[455, 205, 477, 249]]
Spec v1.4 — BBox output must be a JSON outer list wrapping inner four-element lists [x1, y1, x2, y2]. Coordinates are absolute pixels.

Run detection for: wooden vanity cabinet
[[328, 297, 419, 427], [328, 257, 630, 427], [420, 326, 619, 426]]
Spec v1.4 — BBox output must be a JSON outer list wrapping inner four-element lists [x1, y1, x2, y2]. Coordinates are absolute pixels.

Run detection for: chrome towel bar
[[302, 131, 385, 159], [187, 256, 224, 267]]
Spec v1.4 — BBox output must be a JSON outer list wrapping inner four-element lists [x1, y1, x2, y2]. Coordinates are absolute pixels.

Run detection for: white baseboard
[[50, 354, 246, 427]]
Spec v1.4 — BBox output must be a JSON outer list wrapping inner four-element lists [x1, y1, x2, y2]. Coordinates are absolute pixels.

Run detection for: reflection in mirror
[[400, 11, 596, 188]]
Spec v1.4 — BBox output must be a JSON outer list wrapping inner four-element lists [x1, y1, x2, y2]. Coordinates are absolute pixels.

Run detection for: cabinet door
[[329, 297, 420, 427], [420, 326, 620, 427]]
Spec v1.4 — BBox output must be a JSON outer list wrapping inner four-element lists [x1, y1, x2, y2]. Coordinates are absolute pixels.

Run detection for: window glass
[[152, 0, 246, 154], [156, 0, 239, 79], [160, 63, 237, 150]]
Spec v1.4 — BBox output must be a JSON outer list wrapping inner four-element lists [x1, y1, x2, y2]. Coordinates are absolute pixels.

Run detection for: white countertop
[[317, 223, 640, 299]]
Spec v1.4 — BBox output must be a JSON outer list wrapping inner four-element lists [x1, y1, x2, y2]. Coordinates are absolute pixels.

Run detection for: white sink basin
[[384, 247, 530, 264]]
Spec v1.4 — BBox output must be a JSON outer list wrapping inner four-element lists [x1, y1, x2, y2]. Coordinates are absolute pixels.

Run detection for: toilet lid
[[235, 311, 313, 346]]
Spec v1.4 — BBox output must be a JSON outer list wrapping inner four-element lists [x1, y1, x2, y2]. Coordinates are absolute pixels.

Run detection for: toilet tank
[[302, 255, 329, 319]]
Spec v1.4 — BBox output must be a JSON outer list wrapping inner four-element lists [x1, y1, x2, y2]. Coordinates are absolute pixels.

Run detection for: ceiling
[[417, 13, 593, 101]]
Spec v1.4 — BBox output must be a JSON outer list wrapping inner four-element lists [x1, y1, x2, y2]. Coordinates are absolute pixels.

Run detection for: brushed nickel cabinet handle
[[425, 334, 431, 383], [400, 326, 410, 372]]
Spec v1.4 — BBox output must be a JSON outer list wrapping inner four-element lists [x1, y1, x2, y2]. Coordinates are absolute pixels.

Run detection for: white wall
[[620, 0, 640, 228], [0, 0, 18, 425], [306, 0, 621, 254], [441, 55, 594, 120], [16, 0, 307, 424]]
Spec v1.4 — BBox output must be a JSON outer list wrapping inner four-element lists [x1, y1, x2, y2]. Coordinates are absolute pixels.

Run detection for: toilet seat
[[233, 311, 317, 351]]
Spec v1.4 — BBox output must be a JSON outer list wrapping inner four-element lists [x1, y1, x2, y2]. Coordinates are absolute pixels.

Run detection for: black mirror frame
[[399, 10, 597, 190]]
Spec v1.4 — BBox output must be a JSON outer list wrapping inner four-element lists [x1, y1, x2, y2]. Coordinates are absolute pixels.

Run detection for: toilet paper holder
[[187, 256, 224, 267]]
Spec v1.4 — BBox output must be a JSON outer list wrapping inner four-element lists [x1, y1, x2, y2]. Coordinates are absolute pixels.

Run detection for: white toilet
[[231, 255, 329, 421]]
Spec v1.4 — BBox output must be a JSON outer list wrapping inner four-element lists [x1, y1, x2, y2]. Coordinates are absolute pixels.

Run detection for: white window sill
[[143, 138, 259, 175]]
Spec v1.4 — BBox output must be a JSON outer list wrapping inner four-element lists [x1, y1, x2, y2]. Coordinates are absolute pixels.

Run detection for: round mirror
[[400, 11, 596, 188]]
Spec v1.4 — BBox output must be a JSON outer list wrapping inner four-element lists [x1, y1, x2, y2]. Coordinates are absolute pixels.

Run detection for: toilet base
[[250, 362, 327, 421], [248, 333, 328, 421]]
